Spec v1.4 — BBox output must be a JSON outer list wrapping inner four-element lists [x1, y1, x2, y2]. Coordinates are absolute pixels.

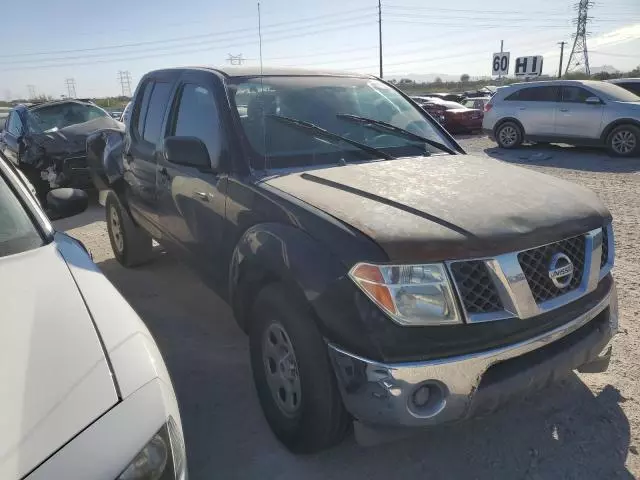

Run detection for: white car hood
[[0, 242, 118, 480]]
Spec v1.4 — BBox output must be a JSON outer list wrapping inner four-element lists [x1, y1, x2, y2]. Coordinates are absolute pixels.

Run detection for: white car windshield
[[0, 166, 43, 257], [230, 75, 455, 170]]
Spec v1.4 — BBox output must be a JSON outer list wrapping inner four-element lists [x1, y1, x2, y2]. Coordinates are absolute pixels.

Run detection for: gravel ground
[[55, 136, 640, 479]]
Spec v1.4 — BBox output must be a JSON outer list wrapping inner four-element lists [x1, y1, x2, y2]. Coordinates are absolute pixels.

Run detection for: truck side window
[[134, 81, 153, 139], [142, 82, 172, 145], [171, 83, 221, 166]]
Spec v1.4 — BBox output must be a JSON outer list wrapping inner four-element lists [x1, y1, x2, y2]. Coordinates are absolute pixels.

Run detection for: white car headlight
[[117, 417, 187, 480], [349, 263, 461, 326]]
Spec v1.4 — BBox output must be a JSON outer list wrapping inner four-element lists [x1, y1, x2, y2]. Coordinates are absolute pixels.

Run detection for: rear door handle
[[518, 107, 526, 110], [560, 108, 569, 112]]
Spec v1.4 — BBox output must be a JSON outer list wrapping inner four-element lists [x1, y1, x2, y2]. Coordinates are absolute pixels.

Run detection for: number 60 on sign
[[492, 52, 510, 76]]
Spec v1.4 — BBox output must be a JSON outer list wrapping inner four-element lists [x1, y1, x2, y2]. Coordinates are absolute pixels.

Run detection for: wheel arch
[[228, 223, 347, 334], [494, 117, 525, 137], [600, 118, 640, 143]]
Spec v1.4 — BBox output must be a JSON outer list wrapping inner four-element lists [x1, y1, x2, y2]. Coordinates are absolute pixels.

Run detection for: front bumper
[[329, 280, 617, 429]]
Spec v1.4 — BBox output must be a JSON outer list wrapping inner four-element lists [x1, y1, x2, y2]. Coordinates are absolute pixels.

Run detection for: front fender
[[229, 223, 381, 359]]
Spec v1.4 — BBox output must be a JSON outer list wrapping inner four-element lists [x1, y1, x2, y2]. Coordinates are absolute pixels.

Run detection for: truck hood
[[0, 243, 118, 480], [263, 155, 610, 262]]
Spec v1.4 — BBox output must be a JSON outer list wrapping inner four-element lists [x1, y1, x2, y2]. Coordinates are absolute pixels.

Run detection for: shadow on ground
[[483, 144, 640, 173], [97, 255, 633, 480]]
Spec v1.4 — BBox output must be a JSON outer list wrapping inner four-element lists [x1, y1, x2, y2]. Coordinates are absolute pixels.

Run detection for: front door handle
[[559, 108, 569, 112], [518, 107, 526, 110], [194, 191, 211, 202]]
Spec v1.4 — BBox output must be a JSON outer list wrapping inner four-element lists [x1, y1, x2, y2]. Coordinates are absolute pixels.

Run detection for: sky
[[0, 0, 638, 100]]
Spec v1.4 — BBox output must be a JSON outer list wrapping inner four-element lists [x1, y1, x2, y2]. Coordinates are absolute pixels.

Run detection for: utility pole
[[65, 78, 77, 98], [498, 39, 504, 83], [565, 0, 592, 76], [117, 70, 132, 97], [226, 54, 246, 65], [378, 0, 383, 78], [27, 85, 36, 100], [557, 41, 566, 78]]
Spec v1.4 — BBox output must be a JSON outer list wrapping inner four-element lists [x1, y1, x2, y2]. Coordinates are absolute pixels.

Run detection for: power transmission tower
[[226, 54, 246, 65], [27, 85, 37, 99], [65, 78, 77, 98], [565, 0, 592, 76], [117, 70, 133, 97]]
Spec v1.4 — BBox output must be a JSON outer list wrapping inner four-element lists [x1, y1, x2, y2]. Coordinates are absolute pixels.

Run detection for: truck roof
[[144, 66, 375, 79]]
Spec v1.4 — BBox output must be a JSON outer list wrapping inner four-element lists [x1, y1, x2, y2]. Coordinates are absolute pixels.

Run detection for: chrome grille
[[450, 261, 503, 314], [517, 235, 585, 304], [601, 227, 609, 268]]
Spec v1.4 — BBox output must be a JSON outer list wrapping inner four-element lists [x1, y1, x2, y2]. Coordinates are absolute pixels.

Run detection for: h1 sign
[[514, 56, 544, 77]]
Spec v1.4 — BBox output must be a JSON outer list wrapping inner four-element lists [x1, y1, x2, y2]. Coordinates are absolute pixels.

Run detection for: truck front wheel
[[106, 192, 153, 267], [249, 283, 350, 453]]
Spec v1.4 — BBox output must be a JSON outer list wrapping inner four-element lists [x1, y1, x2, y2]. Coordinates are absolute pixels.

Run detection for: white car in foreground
[[0, 154, 186, 479]]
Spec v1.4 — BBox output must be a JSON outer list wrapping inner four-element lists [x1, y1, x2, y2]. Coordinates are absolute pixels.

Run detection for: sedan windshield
[[229, 76, 455, 170], [0, 168, 43, 257], [27, 102, 109, 133]]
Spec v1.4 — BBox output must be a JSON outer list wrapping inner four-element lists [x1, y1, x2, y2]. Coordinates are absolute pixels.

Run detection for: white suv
[[483, 80, 640, 157]]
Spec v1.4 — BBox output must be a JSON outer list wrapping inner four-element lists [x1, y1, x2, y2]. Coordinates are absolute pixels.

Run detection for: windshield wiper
[[336, 113, 457, 155], [266, 114, 395, 161]]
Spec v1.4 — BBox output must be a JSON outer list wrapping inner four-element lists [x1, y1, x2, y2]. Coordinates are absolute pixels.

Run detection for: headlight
[[117, 417, 187, 480], [349, 263, 461, 326]]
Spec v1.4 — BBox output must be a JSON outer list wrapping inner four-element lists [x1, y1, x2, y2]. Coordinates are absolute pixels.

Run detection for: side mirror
[[585, 96, 602, 105], [46, 188, 88, 220], [163, 136, 212, 170]]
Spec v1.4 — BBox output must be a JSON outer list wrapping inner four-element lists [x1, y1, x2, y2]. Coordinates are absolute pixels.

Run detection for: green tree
[[460, 73, 470, 83], [434, 77, 443, 84]]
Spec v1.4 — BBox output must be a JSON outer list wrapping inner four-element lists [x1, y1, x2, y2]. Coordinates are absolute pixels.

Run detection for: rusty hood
[[261, 155, 610, 262]]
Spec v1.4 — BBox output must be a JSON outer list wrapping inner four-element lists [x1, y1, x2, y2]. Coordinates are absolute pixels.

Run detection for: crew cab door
[[123, 75, 175, 237], [555, 86, 604, 139], [1, 111, 25, 166], [156, 72, 228, 280]]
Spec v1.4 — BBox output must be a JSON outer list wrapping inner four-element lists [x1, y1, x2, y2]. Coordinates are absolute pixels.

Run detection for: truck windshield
[[228, 75, 456, 170]]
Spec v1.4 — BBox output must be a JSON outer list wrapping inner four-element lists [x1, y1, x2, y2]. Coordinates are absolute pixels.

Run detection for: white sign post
[[492, 52, 510, 77], [514, 56, 544, 77]]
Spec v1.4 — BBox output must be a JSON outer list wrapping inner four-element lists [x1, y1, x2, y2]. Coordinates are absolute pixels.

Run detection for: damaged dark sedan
[[0, 99, 123, 203]]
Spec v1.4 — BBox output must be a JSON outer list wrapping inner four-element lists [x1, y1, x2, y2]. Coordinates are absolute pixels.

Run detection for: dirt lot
[[55, 136, 640, 479]]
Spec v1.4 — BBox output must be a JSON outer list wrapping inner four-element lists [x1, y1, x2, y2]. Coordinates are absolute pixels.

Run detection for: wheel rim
[[262, 322, 301, 417], [611, 130, 636, 154], [109, 205, 124, 253], [499, 125, 518, 146]]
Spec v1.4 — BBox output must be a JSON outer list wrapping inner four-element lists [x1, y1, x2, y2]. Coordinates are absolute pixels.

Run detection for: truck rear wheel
[[249, 283, 350, 453], [106, 192, 153, 267]]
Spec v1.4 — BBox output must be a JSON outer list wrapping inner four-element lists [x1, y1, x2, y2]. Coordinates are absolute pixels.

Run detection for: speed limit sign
[[492, 52, 510, 76]]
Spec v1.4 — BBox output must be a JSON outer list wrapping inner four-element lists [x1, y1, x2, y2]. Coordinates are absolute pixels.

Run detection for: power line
[[0, 8, 376, 60], [565, 0, 593, 75]]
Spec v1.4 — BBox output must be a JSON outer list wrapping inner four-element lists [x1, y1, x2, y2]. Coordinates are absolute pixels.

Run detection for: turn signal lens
[[349, 263, 461, 326]]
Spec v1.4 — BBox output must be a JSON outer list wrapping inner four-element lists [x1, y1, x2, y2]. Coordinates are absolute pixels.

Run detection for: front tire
[[106, 192, 153, 267], [249, 284, 350, 453], [495, 121, 523, 149], [607, 124, 639, 157]]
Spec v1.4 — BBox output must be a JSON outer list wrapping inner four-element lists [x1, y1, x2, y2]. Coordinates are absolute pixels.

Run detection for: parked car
[[462, 96, 491, 111], [92, 67, 617, 453], [417, 92, 465, 103], [414, 97, 483, 133], [0, 99, 124, 203], [109, 110, 124, 119], [0, 151, 186, 479], [0, 107, 10, 123], [606, 78, 640, 96], [483, 79, 640, 156]]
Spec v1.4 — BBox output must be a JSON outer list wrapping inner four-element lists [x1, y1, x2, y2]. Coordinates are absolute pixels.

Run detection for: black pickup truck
[[92, 67, 618, 453]]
